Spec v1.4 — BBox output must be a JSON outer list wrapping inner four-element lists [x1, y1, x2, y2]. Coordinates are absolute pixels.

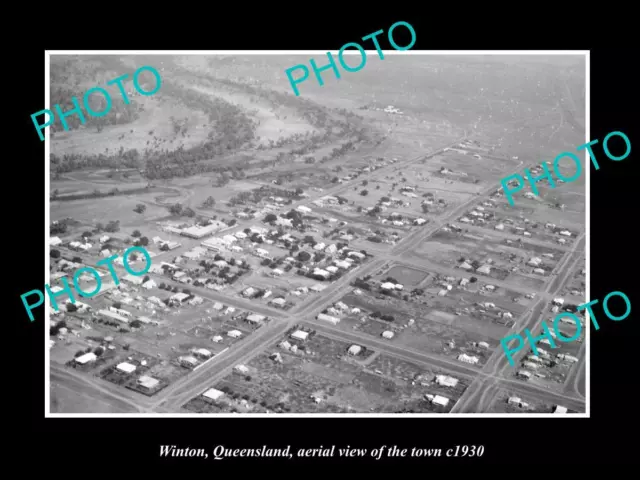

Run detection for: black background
[[9, 11, 637, 467]]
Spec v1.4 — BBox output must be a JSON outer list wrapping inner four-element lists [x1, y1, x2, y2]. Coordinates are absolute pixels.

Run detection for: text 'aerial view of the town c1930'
[[47, 52, 587, 416]]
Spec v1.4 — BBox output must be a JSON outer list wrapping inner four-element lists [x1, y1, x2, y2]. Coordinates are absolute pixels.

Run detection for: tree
[[95, 222, 104, 232], [134, 204, 146, 214], [421, 204, 429, 213], [132, 230, 142, 237], [202, 196, 216, 208], [74, 350, 85, 358], [130, 320, 143, 328], [264, 213, 278, 223], [138, 236, 149, 246], [183, 207, 196, 217], [105, 220, 120, 233], [50, 249, 61, 258], [113, 301, 122, 309], [297, 251, 311, 262], [362, 180, 368, 186], [94, 346, 105, 356], [82, 231, 93, 238], [169, 203, 183, 216]]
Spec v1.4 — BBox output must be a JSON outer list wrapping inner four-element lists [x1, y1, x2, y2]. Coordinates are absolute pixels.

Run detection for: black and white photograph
[[45, 51, 588, 416]]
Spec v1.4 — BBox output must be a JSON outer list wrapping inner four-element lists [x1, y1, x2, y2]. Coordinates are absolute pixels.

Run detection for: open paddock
[[412, 232, 535, 286], [385, 265, 430, 287], [337, 290, 499, 362]]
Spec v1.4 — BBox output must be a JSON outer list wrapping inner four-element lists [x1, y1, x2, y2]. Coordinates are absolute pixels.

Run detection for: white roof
[[75, 352, 97, 364], [553, 405, 568, 414], [435, 375, 459, 387], [432, 395, 450, 407], [246, 314, 266, 322], [116, 362, 137, 374], [138, 376, 159, 389], [195, 348, 212, 357], [291, 330, 309, 341], [203, 388, 225, 401]]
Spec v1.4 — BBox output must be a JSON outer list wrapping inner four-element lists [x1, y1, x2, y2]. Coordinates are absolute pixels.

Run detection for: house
[[313, 269, 331, 279], [270, 297, 286, 308], [296, 205, 312, 214], [527, 257, 542, 267], [142, 279, 157, 290], [74, 352, 97, 365], [553, 405, 568, 414], [242, 287, 258, 298], [109, 306, 132, 318], [179, 356, 199, 368], [137, 375, 160, 391], [435, 375, 459, 388], [382, 331, 395, 339], [234, 365, 249, 374], [476, 265, 492, 275], [116, 362, 137, 374], [193, 348, 212, 359], [202, 388, 225, 401], [459, 261, 473, 271], [507, 396, 529, 408], [517, 370, 532, 380], [430, 395, 450, 407], [227, 330, 242, 338], [211, 335, 224, 343], [457, 354, 479, 365], [317, 313, 340, 325], [98, 309, 129, 324], [170, 292, 190, 304], [123, 274, 144, 285], [246, 314, 266, 324], [290, 330, 309, 342], [348, 345, 362, 356], [380, 282, 396, 290], [50, 236, 63, 246], [335, 260, 351, 269]]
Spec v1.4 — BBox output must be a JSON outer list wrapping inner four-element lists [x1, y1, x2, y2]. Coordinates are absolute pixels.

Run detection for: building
[[457, 354, 479, 365], [170, 292, 190, 304], [430, 395, 450, 407], [181, 223, 222, 239], [227, 330, 242, 338], [123, 274, 143, 285], [246, 314, 266, 324], [116, 362, 137, 374], [179, 355, 199, 368], [435, 375, 459, 388], [553, 405, 568, 414], [137, 375, 160, 391], [348, 345, 362, 356], [74, 352, 97, 365], [291, 330, 309, 341], [317, 313, 340, 325], [202, 388, 225, 401], [382, 331, 394, 339], [193, 348, 212, 359], [234, 365, 249, 374], [98, 309, 129, 324]]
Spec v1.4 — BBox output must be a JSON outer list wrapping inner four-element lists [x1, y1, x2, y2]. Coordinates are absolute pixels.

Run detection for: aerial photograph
[[47, 52, 586, 415]]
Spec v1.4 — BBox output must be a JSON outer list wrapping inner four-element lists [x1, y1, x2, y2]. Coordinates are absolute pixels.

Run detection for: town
[[48, 53, 587, 415]]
